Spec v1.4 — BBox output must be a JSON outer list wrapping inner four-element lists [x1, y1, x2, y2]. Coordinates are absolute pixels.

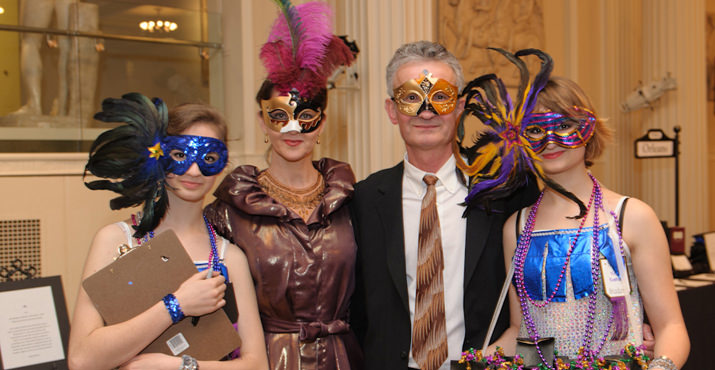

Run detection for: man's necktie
[[412, 174, 448, 370]]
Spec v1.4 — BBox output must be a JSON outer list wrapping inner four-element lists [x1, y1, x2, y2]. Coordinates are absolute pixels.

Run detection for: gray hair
[[385, 40, 464, 97]]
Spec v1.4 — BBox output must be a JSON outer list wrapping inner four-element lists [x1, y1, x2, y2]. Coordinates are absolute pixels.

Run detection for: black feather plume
[[84, 93, 170, 237], [454, 48, 587, 218]]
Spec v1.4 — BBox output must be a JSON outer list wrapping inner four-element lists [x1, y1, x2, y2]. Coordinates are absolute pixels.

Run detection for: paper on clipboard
[[82, 230, 241, 360]]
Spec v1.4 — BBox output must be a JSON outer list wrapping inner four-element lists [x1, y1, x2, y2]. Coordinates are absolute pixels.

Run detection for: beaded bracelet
[[180, 354, 198, 370], [649, 356, 678, 370], [162, 294, 185, 324]]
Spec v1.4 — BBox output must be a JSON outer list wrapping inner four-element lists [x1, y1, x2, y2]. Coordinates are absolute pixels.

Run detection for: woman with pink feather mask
[[203, 1, 362, 369]]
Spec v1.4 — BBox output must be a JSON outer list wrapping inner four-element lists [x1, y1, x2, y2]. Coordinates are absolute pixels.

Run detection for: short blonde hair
[[535, 76, 613, 167]]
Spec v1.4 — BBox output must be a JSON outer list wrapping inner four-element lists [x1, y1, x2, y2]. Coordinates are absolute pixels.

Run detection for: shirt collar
[[403, 153, 463, 196]]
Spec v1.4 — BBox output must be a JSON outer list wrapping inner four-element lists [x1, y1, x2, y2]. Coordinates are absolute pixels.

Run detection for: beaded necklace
[[257, 169, 325, 221], [203, 215, 221, 273], [513, 173, 625, 368], [459, 343, 650, 370]]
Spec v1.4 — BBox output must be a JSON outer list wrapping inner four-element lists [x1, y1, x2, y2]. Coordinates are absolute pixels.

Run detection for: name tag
[[600, 257, 630, 298]]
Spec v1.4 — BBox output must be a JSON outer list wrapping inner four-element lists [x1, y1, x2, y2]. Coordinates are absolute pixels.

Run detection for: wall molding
[[0, 153, 87, 176], [0, 151, 244, 177]]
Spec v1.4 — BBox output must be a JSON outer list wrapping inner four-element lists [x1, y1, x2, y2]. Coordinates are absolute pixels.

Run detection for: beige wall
[[0, 156, 134, 315], [708, 0, 715, 233]]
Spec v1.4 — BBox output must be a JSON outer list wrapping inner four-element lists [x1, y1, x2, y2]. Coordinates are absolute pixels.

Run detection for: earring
[[317, 135, 321, 144], [264, 134, 269, 143]]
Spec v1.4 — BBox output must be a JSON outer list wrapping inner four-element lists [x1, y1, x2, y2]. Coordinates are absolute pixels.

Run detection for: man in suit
[[350, 41, 538, 369]]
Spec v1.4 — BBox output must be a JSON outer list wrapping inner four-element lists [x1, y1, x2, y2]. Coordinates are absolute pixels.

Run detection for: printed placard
[[0, 276, 70, 370]]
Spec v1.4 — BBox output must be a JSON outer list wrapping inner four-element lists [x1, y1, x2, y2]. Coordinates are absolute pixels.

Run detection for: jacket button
[[400, 351, 408, 359]]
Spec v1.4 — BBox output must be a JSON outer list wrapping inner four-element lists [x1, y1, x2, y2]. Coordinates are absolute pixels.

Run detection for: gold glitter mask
[[260, 94, 323, 134], [392, 70, 458, 116]]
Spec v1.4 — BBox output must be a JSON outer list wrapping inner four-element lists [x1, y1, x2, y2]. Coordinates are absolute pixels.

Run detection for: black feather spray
[[84, 92, 170, 237], [454, 48, 587, 218]]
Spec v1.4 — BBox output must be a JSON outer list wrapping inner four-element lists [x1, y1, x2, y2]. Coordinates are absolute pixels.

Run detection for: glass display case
[[0, 0, 223, 152]]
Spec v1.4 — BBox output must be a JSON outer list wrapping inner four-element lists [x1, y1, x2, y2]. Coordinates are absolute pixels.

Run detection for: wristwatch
[[180, 354, 198, 370], [649, 356, 678, 370]]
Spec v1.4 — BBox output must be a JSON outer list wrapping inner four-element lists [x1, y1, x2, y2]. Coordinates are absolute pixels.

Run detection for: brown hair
[[535, 76, 613, 167], [255, 79, 329, 113], [166, 103, 228, 142]]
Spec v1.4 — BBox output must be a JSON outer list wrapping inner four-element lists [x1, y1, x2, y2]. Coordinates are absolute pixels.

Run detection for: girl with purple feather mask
[[204, 1, 361, 369], [457, 49, 689, 369]]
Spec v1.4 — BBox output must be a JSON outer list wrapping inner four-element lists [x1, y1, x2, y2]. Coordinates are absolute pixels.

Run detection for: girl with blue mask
[[69, 95, 268, 370], [162, 135, 228, 177]]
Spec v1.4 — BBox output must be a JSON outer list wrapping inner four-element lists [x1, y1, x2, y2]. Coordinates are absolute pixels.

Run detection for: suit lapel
[[375, 163, 410, 312], [463, 205, 495, 288]]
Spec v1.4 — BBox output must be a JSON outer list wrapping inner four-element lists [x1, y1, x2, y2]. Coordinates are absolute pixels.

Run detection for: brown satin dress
[[204, 158, 363, 370]]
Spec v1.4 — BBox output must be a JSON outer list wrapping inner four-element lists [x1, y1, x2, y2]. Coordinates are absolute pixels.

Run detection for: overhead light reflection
[[139, 19, 178, 33]]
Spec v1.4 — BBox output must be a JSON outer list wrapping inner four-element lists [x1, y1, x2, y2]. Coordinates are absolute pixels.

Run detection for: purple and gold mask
[[160, 135, 228, 176], [260, 90, 323, 134], [522, 108, 596, 153], [392, 70, 458, 116]]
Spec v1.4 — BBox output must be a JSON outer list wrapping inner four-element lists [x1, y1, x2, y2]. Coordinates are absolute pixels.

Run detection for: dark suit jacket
[[349, 162, 539, 369]]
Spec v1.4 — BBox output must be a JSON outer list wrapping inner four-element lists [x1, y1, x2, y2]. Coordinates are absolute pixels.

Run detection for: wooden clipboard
[[82, 230, 241, 360]]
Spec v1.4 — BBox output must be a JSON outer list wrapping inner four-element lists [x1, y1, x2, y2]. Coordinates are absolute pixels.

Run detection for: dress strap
[[516, 206, 530, 240], [515, 208, 524, 240], [218, 236, 228, 259], [615, 197, 630, 233], [115, 221, 134, 247]]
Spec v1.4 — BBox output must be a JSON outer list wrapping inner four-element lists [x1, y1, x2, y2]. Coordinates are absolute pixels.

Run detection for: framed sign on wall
[[0, 276, 70, 370]]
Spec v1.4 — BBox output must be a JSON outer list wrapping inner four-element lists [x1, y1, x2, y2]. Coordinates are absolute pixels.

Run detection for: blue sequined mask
[[161, 135, 228, 176]]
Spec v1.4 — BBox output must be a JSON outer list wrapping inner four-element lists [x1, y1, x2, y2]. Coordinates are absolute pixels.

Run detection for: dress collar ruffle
[[214, 157, 355, 226]]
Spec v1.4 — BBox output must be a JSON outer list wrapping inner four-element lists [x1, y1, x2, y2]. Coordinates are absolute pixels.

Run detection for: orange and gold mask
[[392, 70, 458, 116]]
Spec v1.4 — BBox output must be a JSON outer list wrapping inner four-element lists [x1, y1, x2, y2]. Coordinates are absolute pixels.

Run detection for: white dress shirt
[[403, 154, 467, 370]]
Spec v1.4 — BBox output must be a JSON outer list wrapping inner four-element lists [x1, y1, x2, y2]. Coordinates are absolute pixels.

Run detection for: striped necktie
[[412, 174, 448, 370]]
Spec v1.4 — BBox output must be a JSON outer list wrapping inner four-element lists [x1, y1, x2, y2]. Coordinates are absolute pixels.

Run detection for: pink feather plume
[[260, 1, 355, 98]]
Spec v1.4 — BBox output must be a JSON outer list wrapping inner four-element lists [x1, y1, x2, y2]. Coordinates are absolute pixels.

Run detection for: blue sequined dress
[[515, 198, 643, 358]]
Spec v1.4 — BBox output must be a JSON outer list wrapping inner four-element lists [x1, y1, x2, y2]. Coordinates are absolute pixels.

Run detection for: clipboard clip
[[115, 243, 138, 260]]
